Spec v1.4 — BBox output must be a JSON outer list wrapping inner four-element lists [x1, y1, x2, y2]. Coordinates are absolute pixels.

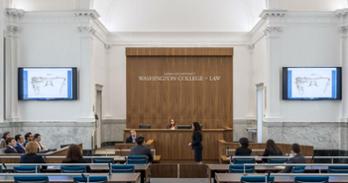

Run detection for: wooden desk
[[0, 173, 140, 183], [215, 173, 348, 183], [207, 164, 285, 183], [124, 128, 232, 161]]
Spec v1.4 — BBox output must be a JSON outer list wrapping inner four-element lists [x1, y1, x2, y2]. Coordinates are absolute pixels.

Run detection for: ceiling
[[10, 0, 348, 33]]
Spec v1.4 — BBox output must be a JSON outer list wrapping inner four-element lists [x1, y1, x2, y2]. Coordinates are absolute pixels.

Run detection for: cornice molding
[[335, 8, 348, 18], [5, 8, 24, 18], [73, 9, 100, 19], [260, 9, 287, 19]]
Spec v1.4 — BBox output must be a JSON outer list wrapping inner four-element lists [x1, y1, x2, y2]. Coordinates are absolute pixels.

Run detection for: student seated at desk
[[126, 129, 137, 143], [4, 137, 18, 153], [235, 137, 252, 156], [262, 139, 283, 162], [130, 136, 153, 162], [167, 118, 176, 130], [0, 131, 11, 148], [24, 132, 33, 147], [62, 144, 91, 172], [20, 142, 46, 164], [33, 133, 46, 152], [282, 143, 306, 173], [15, 134, 26, 153]]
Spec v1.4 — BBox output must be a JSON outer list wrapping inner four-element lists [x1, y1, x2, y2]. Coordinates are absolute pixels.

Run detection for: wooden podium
[[124, 128, 232, 161]]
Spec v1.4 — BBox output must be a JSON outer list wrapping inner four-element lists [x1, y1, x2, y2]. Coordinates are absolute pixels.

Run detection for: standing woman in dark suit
[[189, 122, 203, 163]]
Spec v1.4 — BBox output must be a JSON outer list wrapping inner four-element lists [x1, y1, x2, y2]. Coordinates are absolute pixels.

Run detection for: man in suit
[[130, 136, 153, 162], [15, 134, 26, 153], [282, 143, 306, 173], [4, 138, 18, 153], [126, 129, 137, 143]]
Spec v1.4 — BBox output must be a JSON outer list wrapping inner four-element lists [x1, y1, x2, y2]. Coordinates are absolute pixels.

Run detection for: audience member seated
[[0, 131, 11, 148], [235, 137, 252, 156], [126, 129, 137, 143], [262, 139, 283, 162], [24, 132, 33, 147], [4, 137, 18, 153], [282, 143, 306, 173], [167, 118, 176, 130], [33, 133, 46, 151], [62, 144, 91, 172], [130, 136, 153, 162], [20, 142, 45, 164], [15, 134, 26, 153]]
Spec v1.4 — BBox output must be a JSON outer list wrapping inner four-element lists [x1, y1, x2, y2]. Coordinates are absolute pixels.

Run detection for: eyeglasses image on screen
[[18, 67, 78, 101], [282, 67, 342, 100]]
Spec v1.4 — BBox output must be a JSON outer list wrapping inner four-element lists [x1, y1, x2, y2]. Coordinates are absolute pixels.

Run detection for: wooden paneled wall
[[126, 48, 233, 129]]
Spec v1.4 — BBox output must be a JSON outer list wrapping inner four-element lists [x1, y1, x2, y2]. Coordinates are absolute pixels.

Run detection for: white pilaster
[[260, 10, 286, 122], [75, 10, 98, 122], [4, 8, 23, 122], [0, 1, 6, 122]]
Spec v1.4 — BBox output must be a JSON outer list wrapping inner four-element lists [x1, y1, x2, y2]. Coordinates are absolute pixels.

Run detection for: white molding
[[259, 9, 287, 19], [5, 8, 24, 18], [335, 8, 348, 17], [73, 9, 100, 19]]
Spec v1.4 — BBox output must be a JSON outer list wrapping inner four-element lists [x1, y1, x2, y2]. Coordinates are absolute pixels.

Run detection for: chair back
[[232, 158, 255, 164], [267, 158, 288, 164], [328, 165, 348, 173], [294, 176, 329, 183], [73, 176, 108, 183], [92, 158, 114, 164], [127, 155, 149, 164], [240, 175, 274, 183], [61, 165, 87, 173], [14, 165, 37, 173], [291, 166, 306, 173], [14, 175, 49, 183], [111, 164, 135, 173], [229, 164, 254, 173]]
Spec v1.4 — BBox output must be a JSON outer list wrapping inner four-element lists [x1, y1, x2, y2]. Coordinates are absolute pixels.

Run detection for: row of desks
[[0, 173, 141, 183], [215, 173, 348, 183]]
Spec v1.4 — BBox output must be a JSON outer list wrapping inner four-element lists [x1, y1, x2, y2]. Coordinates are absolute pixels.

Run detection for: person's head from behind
[[239, 137, 249, 148], [24, 132, 33, 141], [33, 133, 41, 142], [192, 122, 201, 131], [6, 137, 16, 147], [2, 131, 10, 140], [169, 118, 176, 126], [266, 139, 278, 151], [291, 143, 301, 154], [66, 144, 83, 161], [15, 134, 25, 144], [130, 130, 136, 137], [25, 142, 39, 154], [136, 136, 145, 146]]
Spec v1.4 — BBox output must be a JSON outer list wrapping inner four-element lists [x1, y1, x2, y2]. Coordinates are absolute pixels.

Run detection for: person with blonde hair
[[20, 141, 45, 164], [126, 129, 137, 143]]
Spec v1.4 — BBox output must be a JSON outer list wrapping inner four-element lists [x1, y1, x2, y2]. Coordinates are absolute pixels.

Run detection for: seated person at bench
[[126, 129, 137, 144], [130, 136, 153, 162], [0, 131, 11, 148], [62, 144, 91, 172], [15, 134, 26, 153], [262, 139, 283, 162], [235, 137, 252, 156], [4, 137, 18, 153], [282, 143, 305, 173], [20, 142, 46, 164]]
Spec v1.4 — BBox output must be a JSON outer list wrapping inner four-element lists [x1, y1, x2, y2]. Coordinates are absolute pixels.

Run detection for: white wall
[[17, 12, 94, 122], [278, 13, 341, 122]]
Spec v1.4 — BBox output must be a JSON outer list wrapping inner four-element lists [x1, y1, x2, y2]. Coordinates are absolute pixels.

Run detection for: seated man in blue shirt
[[130, 136, 153, 162], [15, 134, 26, 153]]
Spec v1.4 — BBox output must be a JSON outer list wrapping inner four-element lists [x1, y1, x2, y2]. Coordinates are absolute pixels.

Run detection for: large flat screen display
[[282, 67, 341, 100], [18, 67, 78, 100]]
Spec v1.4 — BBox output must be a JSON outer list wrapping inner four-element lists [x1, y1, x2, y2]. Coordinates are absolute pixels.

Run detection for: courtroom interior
[[1, 0, 348, 183]]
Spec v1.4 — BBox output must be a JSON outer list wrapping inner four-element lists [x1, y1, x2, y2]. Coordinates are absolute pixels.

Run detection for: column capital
[[260, 9, 287, 19], [5, 8, 24, 18], [335, 8, 348, 18], [264, 26, 282, 36], [77, 26, 96, 34]]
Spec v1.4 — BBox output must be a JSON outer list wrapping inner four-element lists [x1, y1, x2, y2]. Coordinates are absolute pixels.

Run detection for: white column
[[4, 8, 23, 122], [256, 83, 265, 143], [260, 10, 287, 122], [0, 1, 5, 122], [75, 10, 100, 122]]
